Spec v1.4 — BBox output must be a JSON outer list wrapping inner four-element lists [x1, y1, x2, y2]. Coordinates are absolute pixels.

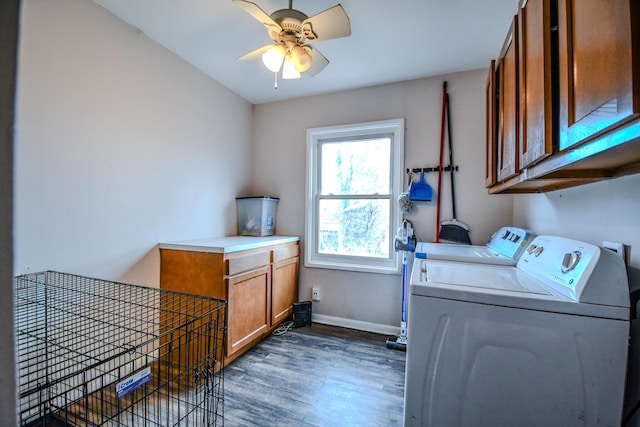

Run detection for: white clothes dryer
[[404, 235, 630, 427], [415, 226, 535, 265]]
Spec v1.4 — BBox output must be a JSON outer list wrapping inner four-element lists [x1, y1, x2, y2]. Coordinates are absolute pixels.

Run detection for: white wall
[[253, 70, 513, 332], [15, 0, 253, 285], [514, 173, 640, 269]]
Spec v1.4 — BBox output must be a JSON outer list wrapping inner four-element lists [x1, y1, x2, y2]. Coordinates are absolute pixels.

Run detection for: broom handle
[[435, 82, 447, 243], [446, 92, 457, 220]]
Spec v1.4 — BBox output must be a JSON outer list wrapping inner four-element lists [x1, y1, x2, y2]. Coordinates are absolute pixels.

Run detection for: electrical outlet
[[603, 241, 625, 263], [312, 287, 320, 301]]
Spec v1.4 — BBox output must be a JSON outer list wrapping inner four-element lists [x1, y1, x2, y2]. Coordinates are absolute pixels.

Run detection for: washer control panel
[[486, 226, 536, 259], [517, 236, 600, 301]]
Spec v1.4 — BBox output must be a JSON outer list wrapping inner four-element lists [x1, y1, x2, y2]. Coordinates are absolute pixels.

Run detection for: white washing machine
[[415, 226, 535, 265], [404, 235, 630, 426]]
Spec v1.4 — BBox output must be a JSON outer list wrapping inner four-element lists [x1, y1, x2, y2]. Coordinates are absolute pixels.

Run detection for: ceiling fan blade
[[233, 0, 282, 33], [305, 46, 329, 77], [238, 44, 274, 61], [302, 4, 351, 41]]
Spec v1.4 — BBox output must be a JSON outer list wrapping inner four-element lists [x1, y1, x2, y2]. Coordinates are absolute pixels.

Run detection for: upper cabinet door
[[518, 0, 555, 168], [485, 60, 497, 188], [557, 0, 640, 151], [497, 17, 520, 182]]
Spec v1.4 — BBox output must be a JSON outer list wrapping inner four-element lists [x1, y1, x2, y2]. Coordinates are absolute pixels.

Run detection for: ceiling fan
[[233, 0, 351, 84]]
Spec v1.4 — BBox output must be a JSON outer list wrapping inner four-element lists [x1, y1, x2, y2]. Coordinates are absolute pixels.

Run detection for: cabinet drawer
[[227, 251, 270, 276], [273, 244, 299, 263]]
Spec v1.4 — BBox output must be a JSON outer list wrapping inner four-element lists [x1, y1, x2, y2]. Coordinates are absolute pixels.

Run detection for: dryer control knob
[[561, 251, 581, 273]]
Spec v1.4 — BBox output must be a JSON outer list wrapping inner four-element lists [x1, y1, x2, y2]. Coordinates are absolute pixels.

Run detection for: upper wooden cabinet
[[485, 60, 497, 187], [518, 0, 555, 169], [557, 0, 638, 150], [486, 0, 640, 193], [496, 17, 520, 183]]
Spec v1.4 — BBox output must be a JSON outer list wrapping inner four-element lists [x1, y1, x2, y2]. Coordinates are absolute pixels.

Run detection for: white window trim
[[305, 118, 405, 274]]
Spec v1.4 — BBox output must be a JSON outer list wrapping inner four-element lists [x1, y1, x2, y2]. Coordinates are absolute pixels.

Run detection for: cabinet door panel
[[497, 17, 520, 182], [485, 60, 497, 188], [227, 266, 270, 357], [558, 0, 638, 150], [519, 0, 554, 168], [271, 257, 299, 326]]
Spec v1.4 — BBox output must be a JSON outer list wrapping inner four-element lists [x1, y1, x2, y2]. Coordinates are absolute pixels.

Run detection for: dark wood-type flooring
[[223, 323, 406, 426]]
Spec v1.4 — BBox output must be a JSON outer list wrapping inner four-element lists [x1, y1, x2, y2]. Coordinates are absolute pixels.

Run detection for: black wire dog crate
[[15, 271, 226, 426]]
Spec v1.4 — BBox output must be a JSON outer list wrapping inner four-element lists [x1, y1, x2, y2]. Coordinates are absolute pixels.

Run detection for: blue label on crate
[[267, 215, 274, 229], [116, 366, 151, 398]]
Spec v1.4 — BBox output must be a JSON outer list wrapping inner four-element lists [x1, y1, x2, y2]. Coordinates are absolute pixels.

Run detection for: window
[[305, 119, 404, 273]]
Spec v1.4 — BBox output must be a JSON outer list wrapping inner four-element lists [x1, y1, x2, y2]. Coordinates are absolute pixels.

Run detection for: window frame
[[305, 118, 405, 274]]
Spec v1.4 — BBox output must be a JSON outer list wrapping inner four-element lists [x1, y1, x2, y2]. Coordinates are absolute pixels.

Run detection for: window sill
[[304, 258, 401, 275]]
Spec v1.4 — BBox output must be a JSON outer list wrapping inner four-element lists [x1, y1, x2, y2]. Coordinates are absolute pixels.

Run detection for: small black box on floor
[[293, 301, 312, 328]]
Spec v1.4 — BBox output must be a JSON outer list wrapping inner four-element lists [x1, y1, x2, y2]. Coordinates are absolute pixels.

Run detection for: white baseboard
[[312, 314, 400, 336]]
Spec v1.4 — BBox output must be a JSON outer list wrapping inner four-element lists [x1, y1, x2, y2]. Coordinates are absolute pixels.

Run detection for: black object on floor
[[386, 336, 407, 351], [293, 300, 312, 328]]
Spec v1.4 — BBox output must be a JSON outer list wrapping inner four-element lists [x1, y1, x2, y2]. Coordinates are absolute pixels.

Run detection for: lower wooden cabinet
[[159, 239, 299, 364]]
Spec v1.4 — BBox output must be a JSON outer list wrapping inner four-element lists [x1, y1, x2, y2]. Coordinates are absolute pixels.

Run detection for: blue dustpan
[[409, 172, 433, 201]]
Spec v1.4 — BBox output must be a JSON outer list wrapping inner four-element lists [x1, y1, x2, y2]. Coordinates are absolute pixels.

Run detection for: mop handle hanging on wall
[[446, 92, 458, 220], [435, 81, 447, 243]]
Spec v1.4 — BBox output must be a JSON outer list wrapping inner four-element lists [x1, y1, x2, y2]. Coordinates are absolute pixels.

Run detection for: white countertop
[[159, 235, 299, 254]]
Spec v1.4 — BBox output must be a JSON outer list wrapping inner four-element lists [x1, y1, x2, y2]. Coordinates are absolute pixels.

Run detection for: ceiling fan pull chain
[[274, 72, 278, 90]]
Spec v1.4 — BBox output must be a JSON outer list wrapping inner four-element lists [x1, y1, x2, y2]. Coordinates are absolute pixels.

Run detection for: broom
[[434, 82, 447, 243], [439, 84, 471, 244]]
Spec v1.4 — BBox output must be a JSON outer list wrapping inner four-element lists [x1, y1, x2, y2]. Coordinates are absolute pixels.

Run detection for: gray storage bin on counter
[[236, 196, 279, 236]]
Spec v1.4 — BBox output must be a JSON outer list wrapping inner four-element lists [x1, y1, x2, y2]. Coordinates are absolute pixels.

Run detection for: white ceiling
[[92, 0, 518, 105]]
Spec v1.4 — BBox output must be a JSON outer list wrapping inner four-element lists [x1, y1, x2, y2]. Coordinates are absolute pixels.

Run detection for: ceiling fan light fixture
[[234, 0, 351, 84], [282, 54, 301, 79], [261, 44, 285, 72], [291, 45, 312, 72]]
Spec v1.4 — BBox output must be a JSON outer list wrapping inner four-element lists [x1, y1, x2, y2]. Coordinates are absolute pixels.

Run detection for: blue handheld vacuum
[[386, 220, 416, 351]]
